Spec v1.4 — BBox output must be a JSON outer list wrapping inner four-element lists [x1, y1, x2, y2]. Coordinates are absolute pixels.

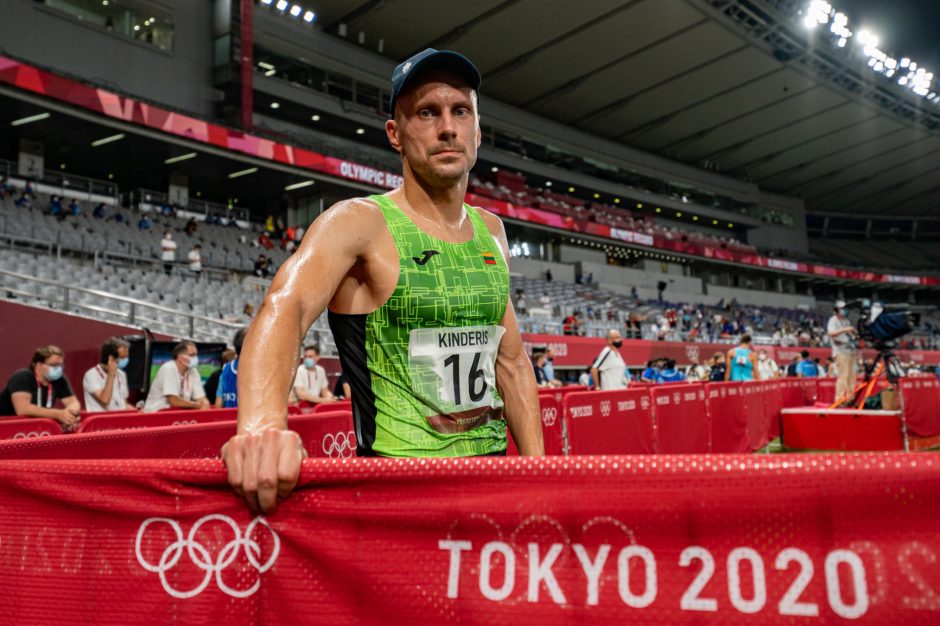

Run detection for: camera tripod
[[828, 343, 906, 410]]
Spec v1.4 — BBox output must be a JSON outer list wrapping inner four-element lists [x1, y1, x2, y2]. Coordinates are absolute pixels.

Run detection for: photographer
[[827, 300, 857, 403]]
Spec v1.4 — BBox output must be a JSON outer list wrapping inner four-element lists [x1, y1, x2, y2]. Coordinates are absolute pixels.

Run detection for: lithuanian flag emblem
[[482, 251, 497, 265]]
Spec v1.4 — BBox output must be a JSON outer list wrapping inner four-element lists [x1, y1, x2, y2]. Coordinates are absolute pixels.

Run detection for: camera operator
[[827, 300, 857, 403]]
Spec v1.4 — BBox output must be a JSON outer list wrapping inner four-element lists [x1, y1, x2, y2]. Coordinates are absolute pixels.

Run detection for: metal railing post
[[63, 285, 70, 312], [129, 302, 136, 325]]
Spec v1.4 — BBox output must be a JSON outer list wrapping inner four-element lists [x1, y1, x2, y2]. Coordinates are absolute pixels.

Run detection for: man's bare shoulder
[[472, 206, 506, 238], [317, 196, 384, 229]]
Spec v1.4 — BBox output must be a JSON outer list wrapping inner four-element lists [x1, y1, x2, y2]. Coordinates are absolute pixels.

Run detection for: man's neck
[[175, 359, 187, 375], [397, 169, 468, 226]]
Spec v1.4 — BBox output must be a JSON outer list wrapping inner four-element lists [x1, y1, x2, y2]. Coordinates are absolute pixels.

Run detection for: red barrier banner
[[521, 335, 730, 368], [507, 394, 566, 456], [779, 379, 805, 409], [562, 389, 654, 455], [0, 413, 354, 461], [781, 409, 905, 451], [816, 379, 838, 405], [650, 384, 708, 453], [1, 455, 939, 624], [79, 408, 238, 433], [706, 382, 747, 453], [800, 379, 818, 405], [0, 418, 61, 441], [899, 378, 940, 438]]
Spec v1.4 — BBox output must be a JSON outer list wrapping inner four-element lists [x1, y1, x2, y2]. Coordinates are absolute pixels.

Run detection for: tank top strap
[[369, 194, 415, 243]]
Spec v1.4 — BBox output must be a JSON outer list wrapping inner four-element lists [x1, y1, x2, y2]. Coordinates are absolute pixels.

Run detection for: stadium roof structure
[[309, 0, 940, 218]]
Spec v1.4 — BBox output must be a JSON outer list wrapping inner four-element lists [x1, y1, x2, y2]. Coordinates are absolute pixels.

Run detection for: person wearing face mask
[[756, 349, 779, 380], [160, 229, 177, 276], [217, 328, 248, 409], [82, 337, 134, 412], [591, 330, 628, 391], [292, 345, 335, 405], [0, 345, 81, 428], [142, 341, 209, 413], [827, 300, 858, 404]]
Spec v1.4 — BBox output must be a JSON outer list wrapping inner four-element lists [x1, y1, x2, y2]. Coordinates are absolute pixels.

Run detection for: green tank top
[[328, 194, 510, 457]]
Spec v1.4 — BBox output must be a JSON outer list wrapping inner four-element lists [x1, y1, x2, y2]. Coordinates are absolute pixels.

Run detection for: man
[[82, 337, 134, 412], [532, 351, 550, 388], [160, 229, 177, 275], [591, 330, 628, 391], [828, 300, 857, 402], [640, 360, 659, 383], [541, 347, 561, 388], [223, 48, 543, 512], [562, 310, 580, 336], [187, 244, 202, 275], [217, 329, 248, 408], [657, 359, 685, 384], [726, 334, 760, 382], [143, 341, 209, 412], [756, 349, 779, 380], [708, 352, 727, 381], [795, 350, 819, 378], [0, 345, 81, 428], [292, 345, 334, 405]]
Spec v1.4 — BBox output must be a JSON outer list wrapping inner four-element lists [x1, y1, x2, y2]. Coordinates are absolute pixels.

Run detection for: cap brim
[[391, 51, 481, 113]]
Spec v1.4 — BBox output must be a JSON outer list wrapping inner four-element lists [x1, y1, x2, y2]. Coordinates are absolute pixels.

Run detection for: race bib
[[408, 325, 505, 416], [736, 355, 748, 366]]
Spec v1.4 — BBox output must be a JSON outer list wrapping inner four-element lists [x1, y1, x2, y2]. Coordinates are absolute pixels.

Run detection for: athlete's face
[[387, 70, 481, 187]]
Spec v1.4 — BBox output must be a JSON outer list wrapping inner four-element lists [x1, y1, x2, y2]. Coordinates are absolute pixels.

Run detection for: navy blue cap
[[389, 48, 481, 116]]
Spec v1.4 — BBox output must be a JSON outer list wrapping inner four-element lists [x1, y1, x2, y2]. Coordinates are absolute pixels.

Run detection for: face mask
[[186, 355, 199, 369], [759, 355, 767, 361], [838, 308, 847, 316], [118, 357, 129, 369], [612, 340, 623, 348], [304, 358, 317, 369], [547, 357, 553, 362], [46, 365, 63, 381]]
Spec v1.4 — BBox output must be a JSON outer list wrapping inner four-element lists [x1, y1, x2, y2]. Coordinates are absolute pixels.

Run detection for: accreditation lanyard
[[96, 366, 124, 405], [179, 371, 191, 400], [36, 377, 53, 409]]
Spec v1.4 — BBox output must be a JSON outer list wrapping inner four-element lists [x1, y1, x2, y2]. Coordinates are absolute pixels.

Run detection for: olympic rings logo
[[171, 420, 199, 426], [322, 431, 356, 458], [135, 515, 280, 599], [599, 400, 612, 417], [12, 431, 52, 439], [540, 407, 558, 427]]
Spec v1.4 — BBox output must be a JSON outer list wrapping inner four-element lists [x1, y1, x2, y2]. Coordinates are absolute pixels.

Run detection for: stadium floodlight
[[285, 180, 315, 191], [276, 0, 288, 10], [545, 181, 552, 187], [228, 167, 258, 179], [289, 5, 302, 17], [303, 10, 315, 23], [837, 38, 847, 48], [270, 101, 280, 109], [258, 61, 274, 70], [91, 133, 125, 147], [490, 166, 498, 172], [164, 152, 197, 164], [10, 112, 51, 126], [900, 58, 911, 68], [311, 114, 320, 121], [261, 0, 273, 4], [355, 128, 365, 135], [568, 186, 575, 193], [264, 69, 276, 76]]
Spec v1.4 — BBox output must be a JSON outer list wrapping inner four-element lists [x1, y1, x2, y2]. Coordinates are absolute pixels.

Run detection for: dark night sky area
[[838, 0, 940, 75]]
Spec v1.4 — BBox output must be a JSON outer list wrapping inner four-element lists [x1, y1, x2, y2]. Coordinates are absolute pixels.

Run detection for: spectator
[[332, 371, 351, 399], [204, 348, 235, 406], [532, 352, 550, 388], [142, 341, 210, 412], [541, 347, 561, 388], [0, 345, 81, 429], [657, 280, 667, 301], [294, 224, 306, 244], [796, 350, 820, 378], [685, 359, 707, 382], [160, 230, 177, 275], [726, 335, 759, 381], [578, 368, 593, 389], [14, 190, 32, 209], [138, 214, 152, 231], [786, 356, 800, 377], [826, 356, 838, 377], [591, 330, 628, 391], [217, 328, 248, 408], [257, 231, 275, 250], [92, 202, 107, 220], [68, 198, 80, 216], [514, 289, 527, 316], [187, 244, 202, 275], [264, 215, 275, 232], [756, 349, 779, 380], [274, 217, 285, 241], [284, 225, 296, 246], [49, 195, 63, 216], [539, 291, 552, 308], [828, 300, 857, 403], [254, 254, 270, 278], [640, 360, 659, 383], [545, 269, 553, 282], [292, 345, 334, 405], [184, 217, 198, 236], [708, 352, 727, 381], [0, 176, 12, 198], [82, 337, 134, 412], [562, 311, 580, 336], [657, 359, 685, 384]]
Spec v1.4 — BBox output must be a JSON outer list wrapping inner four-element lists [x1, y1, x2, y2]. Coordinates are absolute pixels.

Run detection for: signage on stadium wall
[[1, 55, 937, 287]]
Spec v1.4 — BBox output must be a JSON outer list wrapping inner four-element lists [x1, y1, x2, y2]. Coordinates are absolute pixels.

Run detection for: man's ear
[[386, 119, 401, 153]]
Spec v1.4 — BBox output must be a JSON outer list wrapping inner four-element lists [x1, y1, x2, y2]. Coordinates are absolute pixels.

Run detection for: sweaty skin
[[224, 69, 544, 513]]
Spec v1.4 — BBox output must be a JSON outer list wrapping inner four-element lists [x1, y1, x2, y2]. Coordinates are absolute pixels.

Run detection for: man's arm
[[10, 392, 77, 427], [224, 199, 375, 512], [724, 349, 734, 381], [166, 395, 203, 409], [481, 209, 543, 456]]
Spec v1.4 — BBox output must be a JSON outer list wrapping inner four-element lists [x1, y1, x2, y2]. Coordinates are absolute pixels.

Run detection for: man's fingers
[[242, 435, 261, 514], [257, 430, 282, 513], [222, 438, 245, 497], [276, 432, 304, 500]]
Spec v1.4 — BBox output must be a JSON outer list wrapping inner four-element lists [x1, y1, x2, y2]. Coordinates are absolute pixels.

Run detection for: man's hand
[[222, 429, 306, 514], [55, 408, 80, 429], [106, 355, 119, 376]]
